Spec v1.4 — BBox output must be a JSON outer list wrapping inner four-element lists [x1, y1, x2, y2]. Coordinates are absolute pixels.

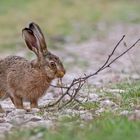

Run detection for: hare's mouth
[[56, 71, 65, 78]]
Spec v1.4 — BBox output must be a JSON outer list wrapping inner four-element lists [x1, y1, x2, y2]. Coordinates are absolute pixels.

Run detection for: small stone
[[13, 109, 26, 115], [78, 97, 87, 102], [30, 108, 40, 114], [0, 113, 5, 117], [100, 99, 116, 108], [105, 89, 125, 93], [80, 112, 93, 121], [0, 123, 13, 133], [120, 110, 130, 116], [95, 108, 105, 115], [30, 116, 42, 122], [63, 109, 79, 116], [129, 110, 140, 121], [131, 74, 140, 80], [0, 118, 5, 123], [88, 93, 99, 102]]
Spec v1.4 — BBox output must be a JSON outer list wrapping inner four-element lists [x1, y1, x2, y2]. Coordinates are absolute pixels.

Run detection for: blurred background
[[0, 0, 140, 85], [0, 1, 140, 138]]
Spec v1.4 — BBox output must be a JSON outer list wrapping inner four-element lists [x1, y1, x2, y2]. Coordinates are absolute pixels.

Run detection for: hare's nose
[[57, 70, 65, 78], [59, 71, 65, 77]]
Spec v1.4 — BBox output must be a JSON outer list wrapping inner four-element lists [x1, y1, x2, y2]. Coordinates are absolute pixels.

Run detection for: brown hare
[[0, 22, 65, 111]]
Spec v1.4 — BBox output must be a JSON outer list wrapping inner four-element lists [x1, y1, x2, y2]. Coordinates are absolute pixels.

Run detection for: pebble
[[95, 108, 105, 115], [0, 123, 13, 133], [105, 89, 125, 94], [129, 110, 140, 121], [100, 99, 116, 108], [120, 110, 130, 116], [131, 74, 140, 80], [88, 93, 99, 102], [80, 112, 93, 121]]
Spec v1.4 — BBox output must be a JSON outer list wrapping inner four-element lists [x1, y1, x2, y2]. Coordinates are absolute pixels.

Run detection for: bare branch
[[42, 36, 140, 110]]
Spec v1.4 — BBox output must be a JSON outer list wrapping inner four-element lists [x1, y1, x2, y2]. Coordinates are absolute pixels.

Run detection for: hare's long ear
[[22, 28, 39, 56], [22, 28, 38, 55], [29, 22, 48, 55]]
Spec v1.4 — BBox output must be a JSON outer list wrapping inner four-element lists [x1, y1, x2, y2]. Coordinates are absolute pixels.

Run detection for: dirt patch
[[0, 24, 140, 137]]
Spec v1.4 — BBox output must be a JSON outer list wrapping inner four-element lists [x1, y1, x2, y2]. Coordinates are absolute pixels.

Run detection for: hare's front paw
[[26, 108, 40, 113]]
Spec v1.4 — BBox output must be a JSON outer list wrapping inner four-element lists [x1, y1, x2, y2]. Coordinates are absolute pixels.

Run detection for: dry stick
[[74, 37, 140, 82], [125, 42, 140, 75], [66, 92, 83, 105], [46, 36, 140, 109], [58, 79, 85, 110], [49, 83, 82, 106], [53, 35, 126, 88], [50, 84, 69, 89], [102, 38, 140, 71], [92, 35, 126, 73], [47, 79, 76, 107]]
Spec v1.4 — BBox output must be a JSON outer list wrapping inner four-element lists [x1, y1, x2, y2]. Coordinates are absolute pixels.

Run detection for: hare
[[0, 22, 65, 111]]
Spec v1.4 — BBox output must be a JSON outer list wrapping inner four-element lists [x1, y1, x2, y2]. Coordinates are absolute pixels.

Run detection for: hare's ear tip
[[29, 22, 34, 25], [22, 27, 28, 31], [29, 22, 37, 27], [22, 28, 33, 37], [22, 28, 26, 35], [22, 28, 31, 33], [30, 21, 35, 24]]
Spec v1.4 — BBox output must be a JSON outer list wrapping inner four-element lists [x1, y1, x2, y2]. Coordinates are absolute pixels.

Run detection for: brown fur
[[0, 23, 65, 111]]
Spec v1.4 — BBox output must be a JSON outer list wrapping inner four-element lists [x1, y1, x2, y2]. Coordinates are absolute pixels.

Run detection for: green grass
[[5, 115, 140, 140], [105, 81, 140, 111], [0, 0, 140, 52], [3, 81, 140, 140], [118, 82, 140, 111]]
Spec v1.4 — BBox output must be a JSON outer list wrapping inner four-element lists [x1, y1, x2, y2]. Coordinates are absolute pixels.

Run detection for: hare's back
[[0, 55, 30, 84], [4, 56, 29, 68], [0, 56, 29, 70], [0, 55, 28, 76], [0, 56, 30, 99]]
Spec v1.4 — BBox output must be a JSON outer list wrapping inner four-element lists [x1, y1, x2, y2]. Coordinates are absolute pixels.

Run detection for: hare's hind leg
[[11, 95, 24, 109], [29, 99, 40, 113], [30, 99, 38, 108]]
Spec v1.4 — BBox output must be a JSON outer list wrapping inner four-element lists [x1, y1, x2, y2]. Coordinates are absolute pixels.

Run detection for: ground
[[0, 0, 140, 140], [0, 23, 140, 140]]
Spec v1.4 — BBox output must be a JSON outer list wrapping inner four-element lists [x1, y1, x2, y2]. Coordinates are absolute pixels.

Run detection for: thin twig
[[42, 36, 140, 110], [47, 79, 76, 107], [58, 79, 85, 110]]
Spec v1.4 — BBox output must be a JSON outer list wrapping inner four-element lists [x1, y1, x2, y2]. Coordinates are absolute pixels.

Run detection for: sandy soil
[[0, 23, 140, 137]]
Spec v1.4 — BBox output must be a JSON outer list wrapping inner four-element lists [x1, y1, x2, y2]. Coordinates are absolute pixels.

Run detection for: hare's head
[[22, 22, 65, 78]]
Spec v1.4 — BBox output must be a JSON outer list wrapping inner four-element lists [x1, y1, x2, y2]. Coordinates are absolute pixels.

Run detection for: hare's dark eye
[[54, 57, 58, 61], [50, 62, 56, 68]]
